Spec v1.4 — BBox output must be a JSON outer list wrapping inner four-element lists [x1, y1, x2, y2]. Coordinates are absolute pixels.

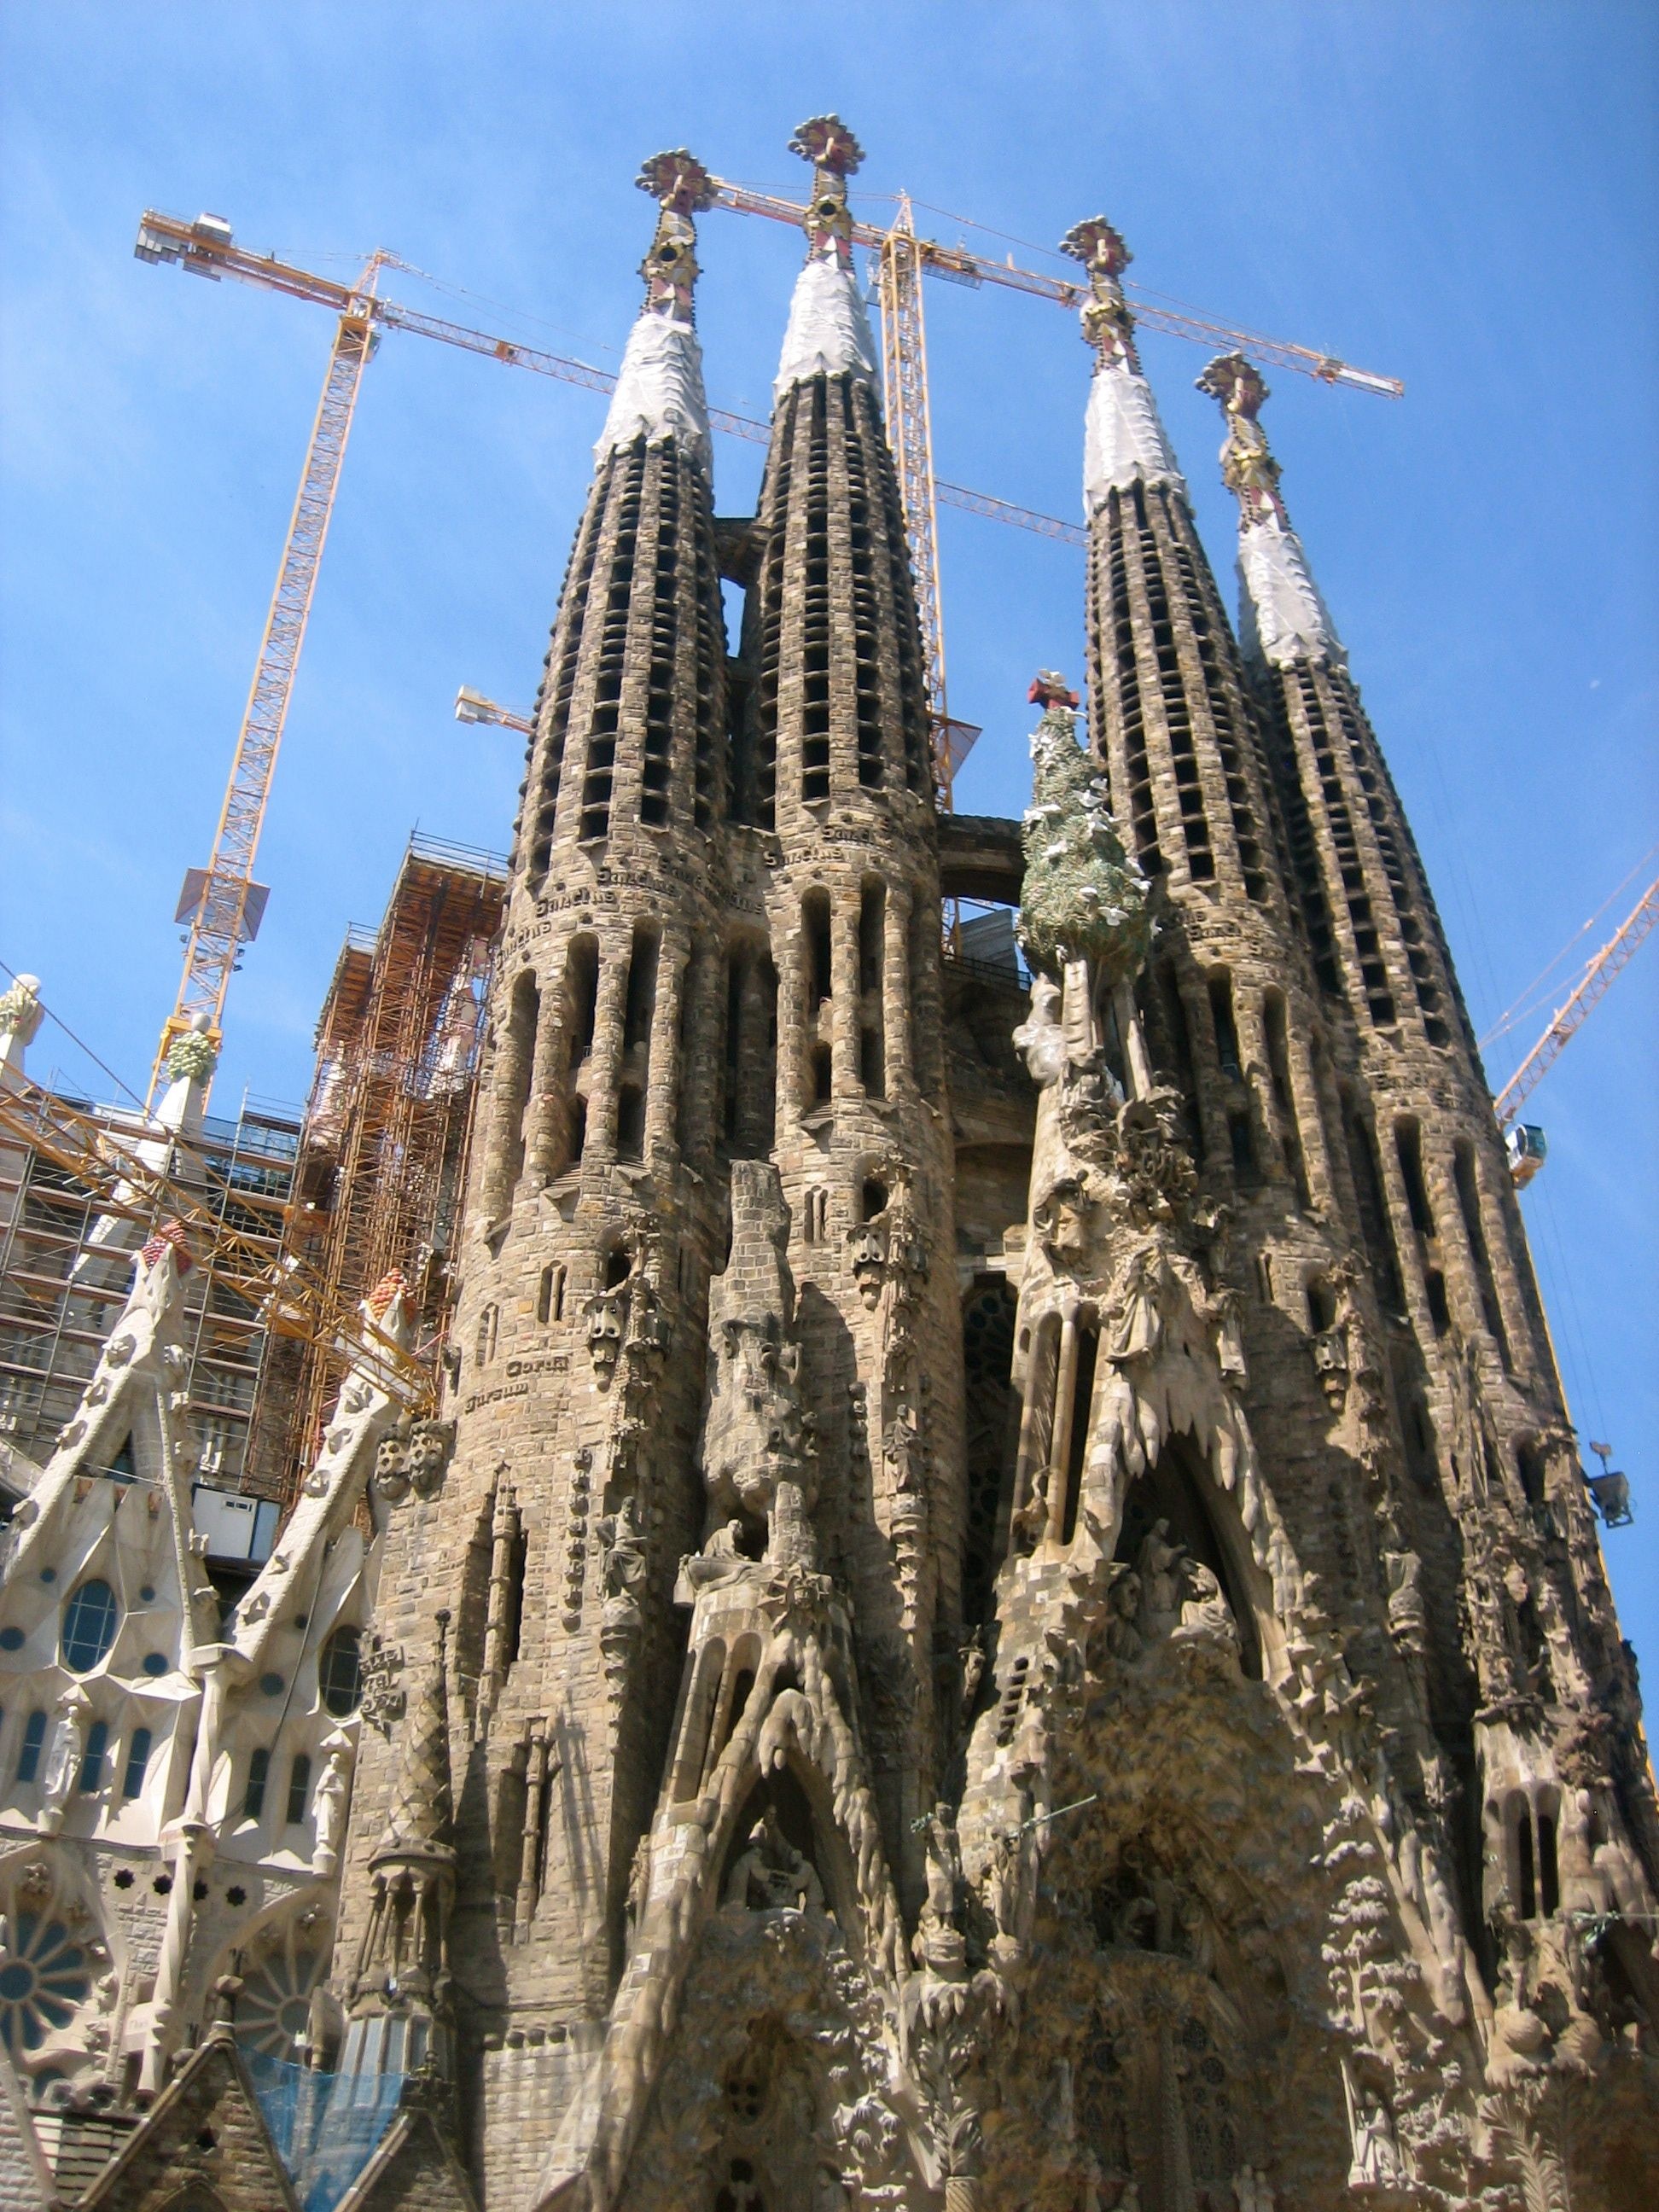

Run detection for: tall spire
[[594, 148, 716, 475], [1196, 352, 1342, 669], [774, 113, 879, 398], [1061, 216, 1183, 510]]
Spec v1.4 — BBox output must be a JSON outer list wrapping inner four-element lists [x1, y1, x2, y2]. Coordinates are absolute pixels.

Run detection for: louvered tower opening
[[1163, 510, 1276, 906], [842, 385, 885, 790], [800, 381, 833, 803], [1089, 495, 1161, 875], [580, 443, 648, 842], [691, 474, 722, 830], [1289, 667, 1396, 1028], [1131, 484, 1215, 882], [527, 496, 604, 886], [640, 456, 678, 828]]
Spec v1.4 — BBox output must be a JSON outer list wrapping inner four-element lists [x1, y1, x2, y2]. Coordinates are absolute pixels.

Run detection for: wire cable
[[0, 958, 148, 1114], [1478, 842, 1658, 1051]]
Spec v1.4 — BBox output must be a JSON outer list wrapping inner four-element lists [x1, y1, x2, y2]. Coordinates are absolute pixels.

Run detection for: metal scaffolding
[[0, 1086, 301, 1500], [267, 834, 506, 1488]]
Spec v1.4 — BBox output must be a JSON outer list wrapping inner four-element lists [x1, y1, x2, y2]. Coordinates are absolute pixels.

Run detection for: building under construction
[[271, 832, 504, 1491], [0, 114, 1655, 2212], [0, 1078, 301, 1517]]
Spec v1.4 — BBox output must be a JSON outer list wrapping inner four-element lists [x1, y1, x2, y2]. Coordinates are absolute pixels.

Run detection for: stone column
[[644, 932, 689, 1158], [1373, 1121, 1435, 1343], [479, 975, 534, 1221], [884, 884, 915, 1092], [773, 922, 806, 1129], [1231, 987, 1284, 1179], [1286, 1027, 1339, 1212], [525, 969, 572, 1189], [676, 934, 719, 1167], [1045, 1307, 1081, 1542], [831, 891, 861, 1097], [584, 934, 633, 1161], [1114, 981, 1155, 1100]]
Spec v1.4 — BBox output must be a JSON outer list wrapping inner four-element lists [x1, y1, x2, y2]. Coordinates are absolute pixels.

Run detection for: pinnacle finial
[[789, 114, 864, 179], [633, 148, 714, 318], [1196, 351, 1285, 525], [789, 114, 864, 265], [1028, 669, 1080, 711], [1061, 217, 1139, 369], [1016, 677, 1150, 989]]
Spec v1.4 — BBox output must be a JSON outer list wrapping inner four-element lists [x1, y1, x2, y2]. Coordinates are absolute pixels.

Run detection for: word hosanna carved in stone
[[1, 116, 1654, 2212]]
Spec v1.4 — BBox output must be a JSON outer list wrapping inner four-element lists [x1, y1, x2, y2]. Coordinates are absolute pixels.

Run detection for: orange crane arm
[[707, 178, 1405, 398], [1493, 875, 1659, 1125]]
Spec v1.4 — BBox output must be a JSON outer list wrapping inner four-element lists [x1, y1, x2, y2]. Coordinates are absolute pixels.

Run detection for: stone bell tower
[[1197, 347, 1659, 2070], [734, 113, 965, 1901], [325, 148, 740, 2203]]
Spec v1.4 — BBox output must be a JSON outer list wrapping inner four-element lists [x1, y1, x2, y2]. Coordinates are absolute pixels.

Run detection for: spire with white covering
[[594, 149, 716, 477], [1062, 217, 1185, 510], [736, 114, 934, 822], [1196, 352, 1343, 670], [774, 114, 879, 399], [515, 148, 731, 872], [1071, 216, 1286, 917], [1196, 350, 1473, 1052]]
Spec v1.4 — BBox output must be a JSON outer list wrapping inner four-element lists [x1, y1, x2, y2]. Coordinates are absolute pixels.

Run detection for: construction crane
[[134, 195, 1399, 1092], [0, 1074, 434, 1411], [1494, 870, 1659, 1185], [132, 208, 1080, 1100], [707, 163, 1404, 800]]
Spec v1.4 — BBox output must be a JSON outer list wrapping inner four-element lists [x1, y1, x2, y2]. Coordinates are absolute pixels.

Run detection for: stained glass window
[[61, 1579, 119, 1674]]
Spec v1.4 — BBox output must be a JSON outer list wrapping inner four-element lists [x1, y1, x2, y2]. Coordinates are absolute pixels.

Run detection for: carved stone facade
[[1, 122, 1654, 2212]]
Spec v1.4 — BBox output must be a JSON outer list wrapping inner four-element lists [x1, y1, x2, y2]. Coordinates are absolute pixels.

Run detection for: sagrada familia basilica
[[0, 118, 1654, 2210]]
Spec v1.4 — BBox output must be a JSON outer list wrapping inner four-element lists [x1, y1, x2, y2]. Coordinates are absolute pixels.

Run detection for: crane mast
[[141, 225, 387, 1103], [877, 195, 953, 797]]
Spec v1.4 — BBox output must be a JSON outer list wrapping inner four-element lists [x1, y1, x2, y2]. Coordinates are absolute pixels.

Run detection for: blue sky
[[3, 3, 1655, 1674]]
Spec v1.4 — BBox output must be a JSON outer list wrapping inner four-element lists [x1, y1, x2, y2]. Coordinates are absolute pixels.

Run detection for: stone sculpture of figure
[[39, 1686, 90, 1835], [725, 1807, 825, 1915], [984, 1829, 1022, 1941], [1106, 1243, 1166, 1364], [1105, 1568, 1144, 1662], [1178, 1889, 1215, 1976], [1347, 2086, 1402, 2186], [1080, 2149, 1105, 2212], [1136, 1520, 1185, 1632], [1013, 973, 1068, 1086], [679, 1516, 750, 1591], [1381, 1526, 1428, 1645], [1233, 2166, 1275, 2212], [601, 1497, 647, 1604], [959, 1627, 987, 1716], [311, 1739, 352, 1874], [921, 1802, 963, 1930], [626, 1834, 651, 1929], [1178, 1559, 1234, 1640], [1112, 1891, 1156, 1950]]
